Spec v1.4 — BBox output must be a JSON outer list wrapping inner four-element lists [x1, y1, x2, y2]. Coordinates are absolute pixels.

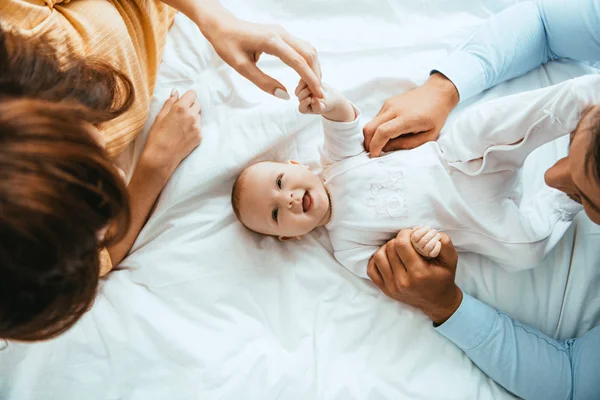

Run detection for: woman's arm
[[159, 0, 322, 99], [107, 89, 202, 266]]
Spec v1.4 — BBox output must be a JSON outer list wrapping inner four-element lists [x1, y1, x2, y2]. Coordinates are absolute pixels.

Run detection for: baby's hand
[[295, 81, 355, 122], [410, 226, 442, 259]]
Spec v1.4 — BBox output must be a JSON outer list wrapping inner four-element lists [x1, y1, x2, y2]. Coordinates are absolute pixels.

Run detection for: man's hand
[[367, 228, 462, 325], [363, 73, 459, 157]]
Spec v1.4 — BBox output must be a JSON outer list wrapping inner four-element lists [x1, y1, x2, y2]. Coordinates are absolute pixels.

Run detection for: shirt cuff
[[433, 52, 487, 103], [435, 293, 498, 350]]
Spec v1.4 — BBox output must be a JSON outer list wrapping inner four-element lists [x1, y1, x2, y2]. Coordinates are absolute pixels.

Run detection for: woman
[[0, 0, 322, 341]]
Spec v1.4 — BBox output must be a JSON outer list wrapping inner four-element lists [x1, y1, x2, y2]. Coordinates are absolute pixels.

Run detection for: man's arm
[[365, 0, 600, 155], [437, 0, 600, 102], [436, 293, 600, 400], [367, 231, 600, 400]]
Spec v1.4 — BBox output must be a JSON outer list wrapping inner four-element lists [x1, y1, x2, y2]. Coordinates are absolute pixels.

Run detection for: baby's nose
[[287, 191, 301, 208]]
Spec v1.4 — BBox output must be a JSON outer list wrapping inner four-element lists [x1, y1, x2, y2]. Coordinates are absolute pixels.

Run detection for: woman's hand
[[161, 0, 322, 99], [206, 18, 323, 100], [142, 89, 202, 177]]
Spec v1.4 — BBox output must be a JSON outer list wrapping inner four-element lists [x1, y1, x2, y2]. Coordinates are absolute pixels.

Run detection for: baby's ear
[[288, 160, 309, 169], [279, 235, 302, 241]]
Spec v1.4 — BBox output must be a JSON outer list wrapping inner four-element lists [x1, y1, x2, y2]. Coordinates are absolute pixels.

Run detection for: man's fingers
[[369, 117, 419, 157], [265, 37, 322, 98], [436, 232, 459, 270], [367, 258, 384, 287], [394, 229, 426, 270], [372, 247, 394, 286], [363, 112, 394, 153], [381, 129, 440, 152]]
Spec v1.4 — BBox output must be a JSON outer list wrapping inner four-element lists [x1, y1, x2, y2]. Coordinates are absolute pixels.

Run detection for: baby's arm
[[296, 81, 365, 166], [411, 226, 442, 259]]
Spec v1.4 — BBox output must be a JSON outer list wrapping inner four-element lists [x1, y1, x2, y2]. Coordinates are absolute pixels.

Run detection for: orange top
[[0, 0, 177, 274]]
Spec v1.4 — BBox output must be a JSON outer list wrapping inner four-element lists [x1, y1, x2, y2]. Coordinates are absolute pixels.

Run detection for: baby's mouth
[[302, 190, 313, 213]]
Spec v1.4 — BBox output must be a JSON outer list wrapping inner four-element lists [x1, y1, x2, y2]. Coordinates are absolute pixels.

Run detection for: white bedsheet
[[2, 1, 600, 399]]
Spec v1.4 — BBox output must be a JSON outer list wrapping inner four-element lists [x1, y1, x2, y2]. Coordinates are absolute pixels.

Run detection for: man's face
[[545, 106, 600, 224], [238, 161, 331, 239]]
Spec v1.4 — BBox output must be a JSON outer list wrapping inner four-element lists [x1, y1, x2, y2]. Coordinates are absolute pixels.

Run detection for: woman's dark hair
[[0, 25, 132, 341]]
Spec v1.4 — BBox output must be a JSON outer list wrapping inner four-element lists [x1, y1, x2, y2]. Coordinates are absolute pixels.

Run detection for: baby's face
[[238, 161, 331, 239]]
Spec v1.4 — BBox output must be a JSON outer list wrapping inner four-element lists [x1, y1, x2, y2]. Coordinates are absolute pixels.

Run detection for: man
[[365, 1, 600, 399]]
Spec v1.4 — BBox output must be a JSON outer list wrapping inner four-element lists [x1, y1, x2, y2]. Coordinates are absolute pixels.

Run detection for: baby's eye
[[276, 174, 283, 189], [272, 207, 279, 222]]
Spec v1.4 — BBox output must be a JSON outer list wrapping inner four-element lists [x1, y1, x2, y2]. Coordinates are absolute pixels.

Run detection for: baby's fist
[[411, 226, 442, 259], [295, 81, 354, 122]]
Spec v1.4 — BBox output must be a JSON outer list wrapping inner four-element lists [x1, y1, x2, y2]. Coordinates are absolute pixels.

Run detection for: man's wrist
[[426, 72, 460, 110], [425, 287, 463, 326]]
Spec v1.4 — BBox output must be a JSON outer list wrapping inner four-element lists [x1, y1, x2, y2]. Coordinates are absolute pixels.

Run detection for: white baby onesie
[[321, 75, 600, 279]]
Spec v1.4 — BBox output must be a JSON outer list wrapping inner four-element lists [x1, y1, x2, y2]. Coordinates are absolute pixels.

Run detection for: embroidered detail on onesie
[[365, 166, 408, 218]]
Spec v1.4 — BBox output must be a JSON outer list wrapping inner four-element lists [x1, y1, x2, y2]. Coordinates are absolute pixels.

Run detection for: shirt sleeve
[[319, 105, 364, 167], [436, 293, 600, 399], [435, 0, 600, 102]]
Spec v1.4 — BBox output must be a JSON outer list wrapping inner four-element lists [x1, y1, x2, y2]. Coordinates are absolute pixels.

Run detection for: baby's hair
[[231, 168, 249, 224], [231, 162, 278, 237]]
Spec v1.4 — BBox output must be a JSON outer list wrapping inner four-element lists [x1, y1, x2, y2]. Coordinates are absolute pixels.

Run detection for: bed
[[2, 1, 600, 399]]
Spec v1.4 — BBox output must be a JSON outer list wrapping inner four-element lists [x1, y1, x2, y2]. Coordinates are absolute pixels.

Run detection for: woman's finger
[[157, 89, 179, 118], [177, 90, 198, 108], [190, 102, 202, 117], [282, 33, 322, 81], [264, 36, 322, 98], [232, 58, 290, 100]]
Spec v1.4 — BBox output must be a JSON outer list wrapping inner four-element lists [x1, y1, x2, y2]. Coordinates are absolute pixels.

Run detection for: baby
[[232, 75, 600, 279]]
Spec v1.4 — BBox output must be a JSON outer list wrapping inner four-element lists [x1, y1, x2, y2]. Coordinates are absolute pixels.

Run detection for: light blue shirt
[[433, 1, 600, 399]]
